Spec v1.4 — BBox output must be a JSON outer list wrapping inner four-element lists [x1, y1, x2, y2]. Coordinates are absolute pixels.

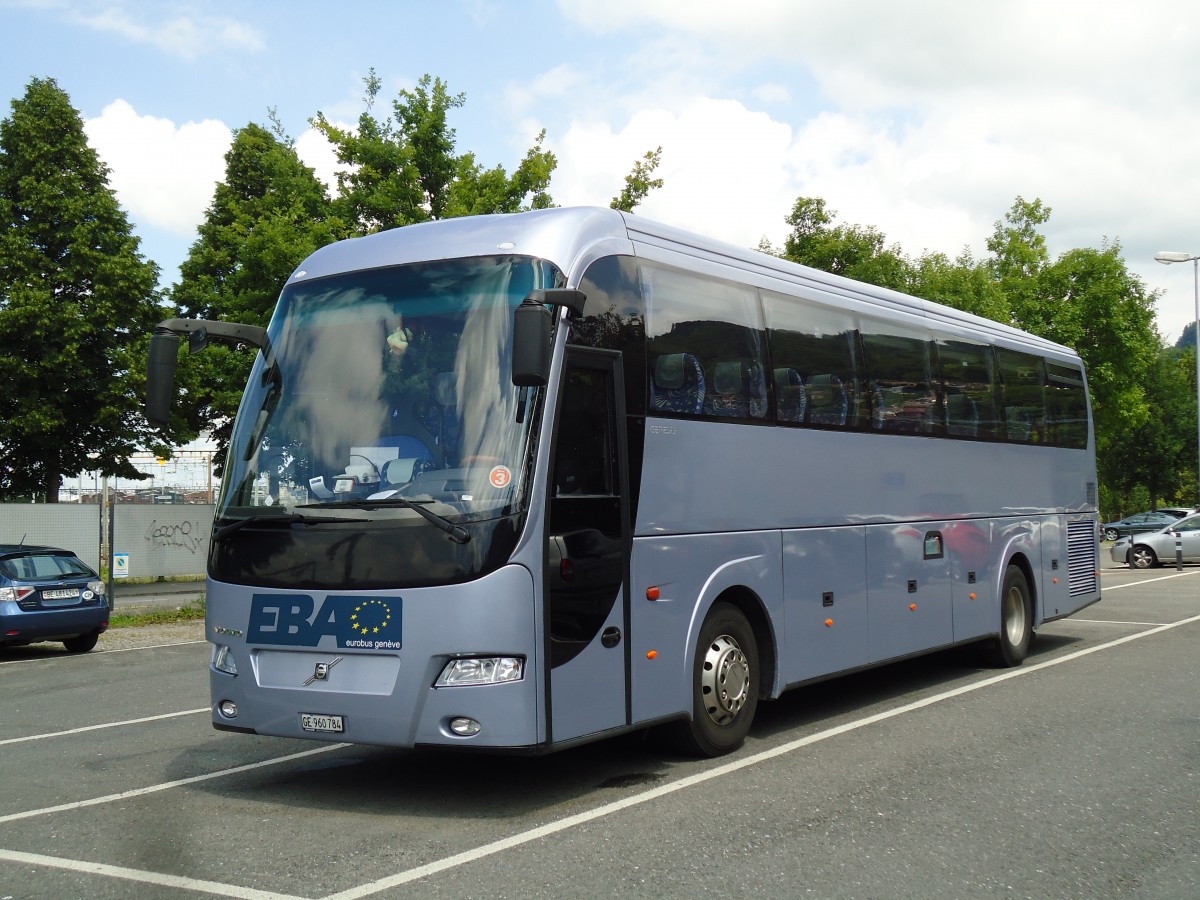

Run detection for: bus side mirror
[[146, 328, 180, 429], [512, 301, 552, 387], [511, 289, 586, 387]]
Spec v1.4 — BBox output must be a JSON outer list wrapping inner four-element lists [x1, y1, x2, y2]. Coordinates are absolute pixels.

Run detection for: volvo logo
[[303, 656, 343, 685]]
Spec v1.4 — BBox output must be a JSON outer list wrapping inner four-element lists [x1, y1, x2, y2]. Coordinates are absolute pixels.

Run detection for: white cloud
[[553, 98, 796, 247], [71, 5, 264, 60], [295, 125, 348, 196], [84, 100, 230, 235], [546, 0, 1200, 338]]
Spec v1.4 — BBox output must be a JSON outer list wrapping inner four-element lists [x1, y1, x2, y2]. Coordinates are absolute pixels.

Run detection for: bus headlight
[[212, 644, 238, 675], [435, 656, 523, 686]]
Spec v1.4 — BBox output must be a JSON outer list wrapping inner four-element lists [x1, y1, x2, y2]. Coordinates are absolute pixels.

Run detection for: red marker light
[[646, 586, 661, 601]]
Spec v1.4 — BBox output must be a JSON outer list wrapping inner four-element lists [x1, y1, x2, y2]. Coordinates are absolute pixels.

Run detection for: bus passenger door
[[545, 348, 630, 744]]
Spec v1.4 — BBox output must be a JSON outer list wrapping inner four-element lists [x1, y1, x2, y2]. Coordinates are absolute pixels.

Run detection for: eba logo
[[246, 594, 402, 649]]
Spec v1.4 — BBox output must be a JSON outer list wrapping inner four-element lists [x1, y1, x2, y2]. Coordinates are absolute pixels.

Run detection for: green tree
[[312, 71, 558, 233], [170, 122, 339, 470], [1101, 346, 1196, 512], [611, 146, 664, 213], [1176, 320, 1196, 352], [780, 197, 912, 291], [0, 77, 162, 501], [908, 249, 1010, 322]]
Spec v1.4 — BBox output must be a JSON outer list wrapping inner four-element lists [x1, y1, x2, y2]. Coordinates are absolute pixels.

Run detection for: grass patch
[[109, 598, 206, 629]]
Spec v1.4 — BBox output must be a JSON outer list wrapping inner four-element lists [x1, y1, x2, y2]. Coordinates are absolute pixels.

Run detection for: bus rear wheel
[[667, 602, 759, 757], [981, 565, 1032, 668]]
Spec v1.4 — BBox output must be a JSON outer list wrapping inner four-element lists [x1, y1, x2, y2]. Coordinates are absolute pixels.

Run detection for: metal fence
[[0, 501, 212, 578], [112, 503, 213, 578], [0, 503, 104, 571]]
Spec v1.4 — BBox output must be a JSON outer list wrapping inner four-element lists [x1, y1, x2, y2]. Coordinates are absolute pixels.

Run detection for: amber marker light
[[825, 619, 834, 627], [909, 603, 918, 611], [969, 593, 977, 600], [646, 586, 661, 601], [646, 650, 658, 660]]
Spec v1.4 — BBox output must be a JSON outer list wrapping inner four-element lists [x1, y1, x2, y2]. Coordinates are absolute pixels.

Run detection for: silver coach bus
[[146, 206, 1100, 757]]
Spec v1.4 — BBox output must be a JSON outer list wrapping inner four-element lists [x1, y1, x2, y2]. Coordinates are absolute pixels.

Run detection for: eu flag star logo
[[351, 599, 392, 636]]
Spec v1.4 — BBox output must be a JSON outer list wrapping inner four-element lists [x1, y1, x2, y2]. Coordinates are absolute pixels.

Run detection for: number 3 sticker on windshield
[[489, 465, 512, 489]]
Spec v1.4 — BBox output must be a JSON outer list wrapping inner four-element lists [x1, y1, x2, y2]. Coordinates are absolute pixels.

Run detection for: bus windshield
[[218, 255, 559, 529]]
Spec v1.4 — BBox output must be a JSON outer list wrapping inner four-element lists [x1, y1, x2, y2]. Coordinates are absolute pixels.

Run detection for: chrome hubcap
[[1003, 584, 1027, 646], [700, 634, 750, 725]]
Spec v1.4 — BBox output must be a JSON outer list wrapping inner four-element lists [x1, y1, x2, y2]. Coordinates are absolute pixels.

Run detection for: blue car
[[0, 544, 109, 653]]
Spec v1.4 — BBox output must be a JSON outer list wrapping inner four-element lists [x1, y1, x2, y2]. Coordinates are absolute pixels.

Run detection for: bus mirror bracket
[[511, 290, 586, 387], [145, 317, 269, 429]]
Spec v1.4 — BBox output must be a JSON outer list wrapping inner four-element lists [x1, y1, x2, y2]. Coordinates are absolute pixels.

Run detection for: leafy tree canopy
[[0, 77, 162, 500], [775, 192, 1183, 515], [168, 121, 341, 471]]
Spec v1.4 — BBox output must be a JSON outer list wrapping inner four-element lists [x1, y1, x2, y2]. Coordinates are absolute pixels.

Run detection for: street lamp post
[[1154, 250, 1200, 504]]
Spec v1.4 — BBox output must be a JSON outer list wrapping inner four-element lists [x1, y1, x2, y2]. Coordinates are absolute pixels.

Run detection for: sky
[[3, 0, 1200, 342]]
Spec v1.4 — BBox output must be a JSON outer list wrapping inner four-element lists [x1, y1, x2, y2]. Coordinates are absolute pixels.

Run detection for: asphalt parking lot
[[1, 557, 1197, 899]]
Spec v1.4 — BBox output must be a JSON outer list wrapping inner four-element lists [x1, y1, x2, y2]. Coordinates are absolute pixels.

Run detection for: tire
[[1129, 545, 1158, 569], [1103, 528, 1119, 542], [980, 565, 1032, 668], [63, 633, 99, 653], [666, 602, 759, 757]]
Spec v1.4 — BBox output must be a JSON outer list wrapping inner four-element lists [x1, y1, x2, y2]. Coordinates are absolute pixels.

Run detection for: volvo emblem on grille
[[303, 656, 343, 685]]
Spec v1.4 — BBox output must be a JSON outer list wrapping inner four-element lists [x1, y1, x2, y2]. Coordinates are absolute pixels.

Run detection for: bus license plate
[[301, 713, 344, 733]]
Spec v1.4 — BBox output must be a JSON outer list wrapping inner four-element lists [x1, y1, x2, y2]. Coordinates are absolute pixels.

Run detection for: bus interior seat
[[707, 360, 763, 418], [945, 392, 980, 437], [371, 435, 435, 478], [808, 374, 848, 426], [1006, 408, 1033, 441], [773, 368, 807, 423], [381, 457, 422, 486], [432, 371, 456, 408], [651, 352, 705, 415]]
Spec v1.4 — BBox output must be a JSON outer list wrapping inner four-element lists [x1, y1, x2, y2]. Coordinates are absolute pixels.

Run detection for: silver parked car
[[1101, 507, 1194, 542], [1110, 513, 1200, 568]]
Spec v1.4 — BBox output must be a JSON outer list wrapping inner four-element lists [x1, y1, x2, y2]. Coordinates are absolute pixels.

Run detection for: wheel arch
[[1003, 551, 1039, 627], [709, 584, 778, 700]]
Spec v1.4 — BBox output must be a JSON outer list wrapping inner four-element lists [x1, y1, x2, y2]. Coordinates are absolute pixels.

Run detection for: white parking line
[[5, 613, 1198, 900], [0, 743, 348, 825], [1100, 569, 1199, 591], [0, 638, 205, 666], [0, 848, 305, 900], [1069, 619, 1168, 627], [0, 708, 209, 747], [324, 610, 1200, 900]]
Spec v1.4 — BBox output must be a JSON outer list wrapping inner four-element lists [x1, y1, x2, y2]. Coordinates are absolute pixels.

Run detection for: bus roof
[[288, 206, 1078, 362]]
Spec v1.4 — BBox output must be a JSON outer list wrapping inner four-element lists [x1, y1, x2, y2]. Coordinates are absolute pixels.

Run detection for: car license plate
[[42, 588, 80, 600], [301, 713, 344, 733]]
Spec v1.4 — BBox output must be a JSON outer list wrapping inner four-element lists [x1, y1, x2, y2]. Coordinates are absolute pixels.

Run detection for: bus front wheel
[[981, 565, 1032, 668], [668, 602, 759, 757]]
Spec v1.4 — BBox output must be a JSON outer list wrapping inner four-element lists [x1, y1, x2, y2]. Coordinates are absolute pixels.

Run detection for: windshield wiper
[[301, 497, 471, 544], [213, 512, 368, 542]]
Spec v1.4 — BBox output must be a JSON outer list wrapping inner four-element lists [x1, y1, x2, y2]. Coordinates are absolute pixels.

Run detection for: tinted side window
[[938, 339, 1001, 439], [762, 292, 862, 428], [1045, 362, 1088, 449], [644, 264, 767, 421], [862, 323, 939, 435], [574, 255, 647, 417], [996, 349, 1046, 443]]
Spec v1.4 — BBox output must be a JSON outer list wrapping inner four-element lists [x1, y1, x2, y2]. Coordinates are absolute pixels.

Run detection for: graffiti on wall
[[145, 519, 206, 555]]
